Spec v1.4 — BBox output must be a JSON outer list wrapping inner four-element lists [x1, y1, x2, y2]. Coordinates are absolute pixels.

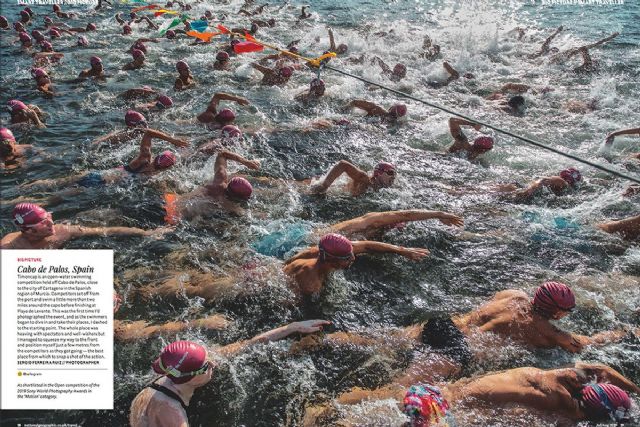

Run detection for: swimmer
[[598, 214, 640, 241], [130, 16, 159, 31], [130, 320, 329, 427], [528, 25, 563, 59], [304, 362, 639, 426], [550, 32, 619, 65], [1, 203, 172, 250], [197, 126, 243, 155], [67, 22, 97, 33], [251, 63, 294, 86], [251, 17, 276, 28], [346, 99, 407, 123], [134, 95, 174, 112], [327, 28, 348, 55], [18, 31, 32, 49], [174, 60, 196, 91], [19, 10, 32, 26], [294, 78, 326, 103], [213, 51, 231, 71], [32, 42, 64, 66], [196, 92, 249, 129], [92, 110, 153, 145], [496, 167, 582, 201], [122, 48, 146, 70], [371, 56, 407, 82], [0, 16, 9, 30], [52, 4, 75, 19], [238, 3, 268, 16], [1, 128, 33, 169], [7, 100, 46, 127], [309, 160, 396, 196], [74, 56, 106, 80], [299, 6, 312, 19], [604, 127, 640, 146], [425, 62, 469, 89], [31, 67, 54, 97], [447, 117, 494, 160], [484, 83, 532, 115], [119, 86, 159, 100]]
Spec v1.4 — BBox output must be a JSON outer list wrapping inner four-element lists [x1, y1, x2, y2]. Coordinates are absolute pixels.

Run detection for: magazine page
[[1, 0, 638, 426]]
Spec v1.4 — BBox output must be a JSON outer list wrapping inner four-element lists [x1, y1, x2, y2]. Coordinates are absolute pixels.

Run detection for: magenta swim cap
[[132, 48, 145, 60], [279, 66, 293, 78], [221, 125, 241, 138], [53, 4, 61, 12], [215, 108, 236, 124], [1, 128, 16, 143], [473, 136, 494, 151], [14, 22, 25, 32], [20, 10, 30, 20], [532, 281, 575, 317], [152, 340, 209, 384], [582, 384, 631, 422], [40, 40, 53, 52], [165, 30, 176, 39], [49, 28, 60, 38], [373, 161, 396, 177], [8, 100, 27, 113], [393, 63, 407, 76], [560, 168, 582, 186], [19, 32, 31, 44], [154, 150, 176, 169], [156, 95, 173, 108], [125, 110, 146, 127], [32, 29, 45, 41], [123, 24, 132, 34], [87, 23, 96, 31], [90, 56, 102, 66], [77, 35, 88, 46], [24, 7, 34, 16], [31, 68, 48, 78], [319, 233, 353, 260], [388, 104, 407, 118], [133, 41, 147, 53], [216, 51, 230, 62], [44, 16, 53, 24], [12, 203, 49, 230], [176, 60, 189, 72], [226, 177, 253, 200], [0, 16, 8, 26]]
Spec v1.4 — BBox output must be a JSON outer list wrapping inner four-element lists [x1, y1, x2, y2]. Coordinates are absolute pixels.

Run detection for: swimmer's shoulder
[[1, 232, 24, 249]]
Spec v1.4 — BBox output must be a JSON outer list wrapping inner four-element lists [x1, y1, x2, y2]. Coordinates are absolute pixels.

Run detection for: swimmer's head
[[7, 99, 27, 114], [309, 78, 325, 96], [24, 7, 34, 16], [216, 51, 230, 63], [89, 55, 103, 71], [532, 281, 575, 319], [40, 40, 53, 52], [52, 4, 61, 12], [250, 22, 259, 34], [31, 30, 45, 42], [372, 161, 396, 187], [19, 32, 32, 47], [221, 125, 242, 139], [279, 66, 294, 79], [204, 10, 213, 19], [472, 136, 494, 153], [12, 203, 54, 237], [20, 10, 30, 22], [152, 341, 213, 385], [133, 41, 147, 53], [393, 63, 407, 79], [122, 24, 132, 35], [388, 103, 407, 120], [559, 168, 582, 187], [176, 60, 190, 75], [226, 177, 253, 201], [156, 95, 173, 109], [215, 108, 236, 125], [77, 35, 88, 46], [165, 29, 176, 39], [267, 18, 276, 27], [288, 46, 298, 54], [153, 150, 176, 169], [0, 16, 8, 28], [403, 385, 451, 427], [318, 233, 354, 267], [336, 43, 348, 54], [49, 28, 60, 38], [44, 16, 53, 25], [507, 95, 526, 114], [86, 22, 96, 31], [31, 68, 49, 82], [125, 110, 147, 128], [131, 48, 145, 62], [1, 128, 16, 156], [550, 47, 559, 54], [581, 384, 631, 423], [14, 22, 25, 32]]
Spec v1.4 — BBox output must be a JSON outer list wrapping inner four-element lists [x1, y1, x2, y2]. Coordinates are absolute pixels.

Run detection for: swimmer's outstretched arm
[[351, 241, 430, 260], [597, 214, 640, 240], [251, 62, 273, 76], [218, 320, 330, 357], [371, 56, 392, 74], [62, 224, 172, 240], [448, 117, 479, 152], [574, 362, 640, 394], [499, 83, 531, 93], [114, 315, 229, 342], [310, 160, 368, 194], [529, 25, 563, 58], [211, 149, 260, 186], [331, 209, 464, 235], [284, 247, 319, 265], [328, 28, 337, 51], [92, 128, 144, 146], [128, 129, 189, 168], [210, 92, 250, 108], [347, 100, 387, 117], [604, 127, 640, 144], [442, 61, 460, 82], [25, 108, 46, 128]]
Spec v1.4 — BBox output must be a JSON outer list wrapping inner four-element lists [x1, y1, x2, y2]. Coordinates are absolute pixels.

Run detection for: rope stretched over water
[[323, 64, 640, 185]]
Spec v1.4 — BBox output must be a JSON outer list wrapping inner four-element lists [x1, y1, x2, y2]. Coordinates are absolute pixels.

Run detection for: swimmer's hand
[[604, 134, 615, 145], [399, 247, 430, 260], [170, 137, 189, 148], [287, 320, 331, 335], [473, 123, 482, 131], [236, 98, 250, 106], [246, 159, 261, 170], [438, 213, 464, 227], [144, 226, 174, 239]]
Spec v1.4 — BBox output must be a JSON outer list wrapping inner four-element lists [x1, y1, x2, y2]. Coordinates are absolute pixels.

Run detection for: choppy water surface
[[1, 0, 639, 425]]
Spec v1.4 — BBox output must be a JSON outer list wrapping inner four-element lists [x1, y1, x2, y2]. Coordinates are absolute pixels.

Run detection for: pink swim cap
[[279, 66, 293, 78], [226, 177, 253, 200], [318, 233, 353, 260], [44, 16, 53, 24], [152, 340, 209, 384], [403, 384, 452, 427], [20, 10, 30, 20], [123, 24, 132, 35], [24, 7, 34, 16], [77, 35, 88, 46], [7, 100, 27, 113], [373, 161, 396, 177], [14, 22, 25, 32], [156, 95, 173, 108], [221, 125, 241, 138], [388, 104, 407, 118], [393, 63, 407, 76], [31, 67, 48, 78], [124, 110, 146, 127], [12, 203, 49, 230], [87, 23, 96, 31], [19, 32, 31, 43], [473, 136, 494, 151], [310, 78, 325, 95], [532, 281, 575, 317], [40, 40, 53, 52], [32, 30, 45, 41], [216, 51, 229, 62], [153, 150, 176, 169], [49, 28, 60, 38], [215, 108, 236, 124], [560, 168, 582, 186], [582, 384, 631, 422], [89, 56, 102, 66], [132, 48, 145, 60], [0, 16, 8, 25], [176, 60, 189, 72], [53, 4, 61, 12], [165, 30, 176, 39], [1, 128, 16, 143]]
